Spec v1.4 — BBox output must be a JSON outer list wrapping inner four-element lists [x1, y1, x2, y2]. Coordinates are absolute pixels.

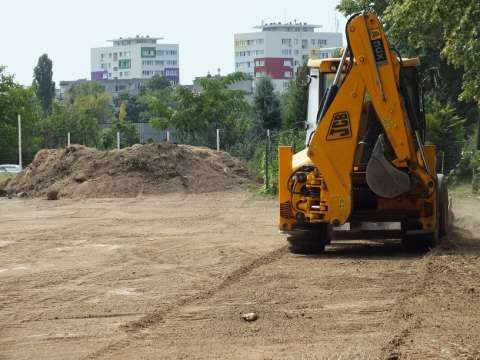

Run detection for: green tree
[[253, 77, 281, 131], [41, 81, 116, 148], [336, 0, 389, 16], [33, 54, 55, 115], [118, 101, 127, 123], [65, 81, 105, 105], [114, 92, 148, 123], [150, 72, 250, 149], [0, 66, 41, 163], [142, 75, 171, 92]]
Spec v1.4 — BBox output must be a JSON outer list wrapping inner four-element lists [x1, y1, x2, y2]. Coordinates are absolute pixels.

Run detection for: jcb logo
[[327, 112, 352, 140], [369, 27, 387, 65]]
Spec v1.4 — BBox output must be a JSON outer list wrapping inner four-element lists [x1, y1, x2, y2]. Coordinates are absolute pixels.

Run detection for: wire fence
[[0, 119, 471, 192]]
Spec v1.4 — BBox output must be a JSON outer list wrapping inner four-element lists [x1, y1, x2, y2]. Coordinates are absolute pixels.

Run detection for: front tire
[[288, 224, 332, 254]]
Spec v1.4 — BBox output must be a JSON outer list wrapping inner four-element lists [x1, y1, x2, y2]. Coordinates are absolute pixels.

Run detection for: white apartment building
[[91, 36, 179, 84], [234, 21, 342, 92]]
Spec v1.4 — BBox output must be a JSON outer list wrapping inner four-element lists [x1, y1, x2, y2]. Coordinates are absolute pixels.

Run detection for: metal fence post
[[216, 129, 220, 151], [67, 132, 71, 147], [265, 129, 271, 190], [18, 114, 22, 169], [166, 129, 170, 142], [117, 131, 120, 150]]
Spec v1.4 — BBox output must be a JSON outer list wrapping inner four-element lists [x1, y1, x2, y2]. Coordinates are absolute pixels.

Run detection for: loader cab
[[305, 58, 345, 145], [305, 57, 425, 145]]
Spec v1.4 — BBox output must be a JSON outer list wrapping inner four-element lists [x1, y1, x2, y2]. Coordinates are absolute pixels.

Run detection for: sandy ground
[[0, 191, 479, 360]]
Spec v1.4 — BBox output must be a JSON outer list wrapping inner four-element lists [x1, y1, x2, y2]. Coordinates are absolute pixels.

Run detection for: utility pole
[[18, 114, 22, 169]]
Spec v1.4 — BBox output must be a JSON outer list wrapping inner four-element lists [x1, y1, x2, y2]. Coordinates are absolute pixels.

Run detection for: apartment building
[[234, 21, 342, 92], [91, 36, 179, 85]]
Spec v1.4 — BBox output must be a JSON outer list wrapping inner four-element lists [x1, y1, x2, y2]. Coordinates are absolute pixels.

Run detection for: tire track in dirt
[[381, 225, 480, 359], [82, 245, 288, 360], [380, 248, 435, 359]]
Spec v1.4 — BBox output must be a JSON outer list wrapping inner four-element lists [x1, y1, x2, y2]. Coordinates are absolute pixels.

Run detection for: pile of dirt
[[6, 143, 254, 198]]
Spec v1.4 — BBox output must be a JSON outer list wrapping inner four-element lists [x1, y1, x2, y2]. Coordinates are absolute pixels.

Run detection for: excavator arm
[[279, 12, 438, 233]]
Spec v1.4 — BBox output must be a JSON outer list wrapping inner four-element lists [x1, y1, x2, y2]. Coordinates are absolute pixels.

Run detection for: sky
[[1, 0, 346, 86]]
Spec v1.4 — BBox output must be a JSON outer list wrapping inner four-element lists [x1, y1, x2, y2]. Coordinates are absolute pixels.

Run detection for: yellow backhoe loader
[[278, 11, 450, 252]]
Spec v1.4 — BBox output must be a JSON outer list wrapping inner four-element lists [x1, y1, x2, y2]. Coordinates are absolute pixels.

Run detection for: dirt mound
[[6, 143, 254, 198]]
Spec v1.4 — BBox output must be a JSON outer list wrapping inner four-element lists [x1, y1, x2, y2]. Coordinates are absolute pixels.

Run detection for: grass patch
[[0, 172, 14, 184], [0, 173, 15, 195], [450, 182, 479, 198]]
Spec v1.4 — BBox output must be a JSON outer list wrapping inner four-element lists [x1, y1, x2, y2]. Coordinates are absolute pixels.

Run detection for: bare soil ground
[[1, 191, 479, 360]]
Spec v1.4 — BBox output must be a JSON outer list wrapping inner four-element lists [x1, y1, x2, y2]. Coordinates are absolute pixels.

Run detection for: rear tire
[[288, 224, 332, 254]]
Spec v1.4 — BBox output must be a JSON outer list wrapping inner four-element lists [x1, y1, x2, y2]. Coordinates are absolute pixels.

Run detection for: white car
[[0, 164, 21, 173]]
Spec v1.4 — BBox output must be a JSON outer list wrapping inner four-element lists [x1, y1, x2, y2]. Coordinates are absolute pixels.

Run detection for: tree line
[[0, 54, 304, 165]]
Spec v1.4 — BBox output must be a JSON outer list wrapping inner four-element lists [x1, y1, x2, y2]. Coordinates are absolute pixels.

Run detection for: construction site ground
[[1, 190, 479, 360]]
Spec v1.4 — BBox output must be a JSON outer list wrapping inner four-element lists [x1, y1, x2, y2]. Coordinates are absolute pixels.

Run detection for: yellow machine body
[[279, 12, 442, 240]]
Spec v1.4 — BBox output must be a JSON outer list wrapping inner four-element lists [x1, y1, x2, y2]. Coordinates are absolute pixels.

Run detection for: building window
[[283, 59, 292, 67], [282, 38, 292, 46], [255, 71, 265, 78], [318, 39, 327, 46], [113, 67, 118, 71], [156, 50, 165, 56], [256, 39, 264, 45], [294, 39, 299, 45], [283, 81, 290, 90], [282, 49, 292, 55], [119, 72, 123, 77], [141, 47, 156, 58], [311, 39, 316, 46], [119, 59, 131, 69], [255, 59, 265, 67], [284, 71, 292, 78]]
